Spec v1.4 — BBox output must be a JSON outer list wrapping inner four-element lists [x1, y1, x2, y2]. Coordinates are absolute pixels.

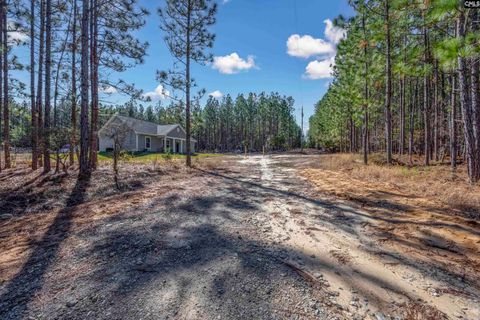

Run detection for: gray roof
[[106, 115, 195, 140], [116, 115, 159, 135], [156, 124, 179, 136]]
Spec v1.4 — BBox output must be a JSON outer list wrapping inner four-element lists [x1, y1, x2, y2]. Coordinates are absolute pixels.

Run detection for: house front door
[[175, 140, 181, 153]]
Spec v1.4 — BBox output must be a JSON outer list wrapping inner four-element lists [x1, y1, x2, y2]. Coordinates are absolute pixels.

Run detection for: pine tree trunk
[[0, 2, 3, 173], [43, 0, 52, 173], [113, 140, 119, 189], [36, 0, 45, 168], [349, 114, 354, 153], [399, 75, 405, 155], [89, 0, 98, 169], [384, 0, 393, 164], [471, 10, 480, 175], [2, 0, 10, 168], [457, 12, 479, 183], [70, 0, 77, 166], [409, 80, 417, 165], [424, 78, 430, 166], [440, 72, 447, 161], [185, 0, 192, 167], [450, 74, 457, 172], [434, 62, 439, 161], [30, 0, 38, 170], [423, 12, 430, 166], [400, 34, 407, 156], [79, 0, 90, 178]]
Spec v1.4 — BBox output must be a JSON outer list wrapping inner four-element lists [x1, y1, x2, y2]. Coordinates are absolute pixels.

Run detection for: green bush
[[120, 150, 133, 161], [162, 148, 173, 161]]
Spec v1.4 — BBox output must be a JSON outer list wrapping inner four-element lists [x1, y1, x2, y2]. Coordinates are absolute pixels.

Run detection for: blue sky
[[114, 0, 354, 129], [13, 0, 354, 131]]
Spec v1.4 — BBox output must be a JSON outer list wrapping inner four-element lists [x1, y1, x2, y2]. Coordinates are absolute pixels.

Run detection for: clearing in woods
[[0, 154, 479, 319]]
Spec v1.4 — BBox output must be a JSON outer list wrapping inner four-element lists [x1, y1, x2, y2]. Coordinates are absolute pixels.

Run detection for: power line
[[293, 0, 305, 142]]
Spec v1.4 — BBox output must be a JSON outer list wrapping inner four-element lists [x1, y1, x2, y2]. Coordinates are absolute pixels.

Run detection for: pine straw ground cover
[[0, 159, 200, 280], [301, 153, 480, 220]]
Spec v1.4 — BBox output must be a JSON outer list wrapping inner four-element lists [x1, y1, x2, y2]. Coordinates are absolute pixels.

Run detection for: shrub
[[162, 149, 173, 161]]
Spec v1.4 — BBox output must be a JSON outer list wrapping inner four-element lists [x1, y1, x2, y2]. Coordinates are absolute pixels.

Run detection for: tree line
[[308, 0, 480, 183], [199, 93, 301, 152], [0, 0, 149, 177], [0, 0, 228, 176], [115, 92, 301, 152], [7, 92, 302, 154]]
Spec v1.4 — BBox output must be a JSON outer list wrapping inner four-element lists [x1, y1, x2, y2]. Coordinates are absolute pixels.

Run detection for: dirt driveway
[[1, 154, 479, 319]]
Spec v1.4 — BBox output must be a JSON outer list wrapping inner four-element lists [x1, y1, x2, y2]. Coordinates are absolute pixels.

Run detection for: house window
[[166, 139, 170, 150], [145, 137, 151, 150]]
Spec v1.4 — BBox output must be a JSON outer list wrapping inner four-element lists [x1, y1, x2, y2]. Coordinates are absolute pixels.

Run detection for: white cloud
[[286, 34, 334, 58], [212, 53, 256, 74], [222, 0, 230, 3], [286, 18, 345, 80], [209, 90, 223, 99], [323, 19, 345, 44], [100, 85, 118, 94], [143, 84, 170, 100], [304, 56, 335, 80]]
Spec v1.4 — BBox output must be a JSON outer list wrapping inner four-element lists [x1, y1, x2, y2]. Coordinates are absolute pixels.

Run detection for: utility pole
[[301, 105, 304, 151]]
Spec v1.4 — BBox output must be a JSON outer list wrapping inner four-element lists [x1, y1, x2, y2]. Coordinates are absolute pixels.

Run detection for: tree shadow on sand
[[199, 168, 480, 300], [52, 187, 449, 319], [0, 176, 90, 319]]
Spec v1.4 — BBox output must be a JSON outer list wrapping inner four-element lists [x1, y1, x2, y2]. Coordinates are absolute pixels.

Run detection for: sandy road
[[234, 154, 480, 319]]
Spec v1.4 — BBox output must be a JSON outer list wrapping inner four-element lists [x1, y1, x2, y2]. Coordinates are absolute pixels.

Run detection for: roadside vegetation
[[301, 153, 480, 219], [308, 1, 480, 184]]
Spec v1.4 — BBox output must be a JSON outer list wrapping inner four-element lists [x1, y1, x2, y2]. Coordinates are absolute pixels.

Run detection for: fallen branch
[[283, 260, 320, 285]]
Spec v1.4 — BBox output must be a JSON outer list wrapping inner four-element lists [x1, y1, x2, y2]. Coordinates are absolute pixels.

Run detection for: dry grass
[[0, 160, 202, 283], [193, 155, 239, 172], [402, 301, 448, 320], [304, 153, 480, 218], [0, 160, 197, 219]]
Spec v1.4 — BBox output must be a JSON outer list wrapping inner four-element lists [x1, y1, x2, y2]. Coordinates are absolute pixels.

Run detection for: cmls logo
[[464, 0, 480, 8]]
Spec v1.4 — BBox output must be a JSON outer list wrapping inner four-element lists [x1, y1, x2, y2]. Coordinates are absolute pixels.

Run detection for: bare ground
[[0, 154, 479, 319]]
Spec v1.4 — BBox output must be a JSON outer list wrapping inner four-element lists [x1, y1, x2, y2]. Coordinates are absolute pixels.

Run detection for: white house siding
[[125, 132, 137, 151], [99, 135, 114, 152], [167, 126, 187, 139], [137, 134, 164, 152], [98, 128, 136, 152]]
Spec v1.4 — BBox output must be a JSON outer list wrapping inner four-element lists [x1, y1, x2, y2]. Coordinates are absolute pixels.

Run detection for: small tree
[[49, 127, 71, 174], [103, 122, 129, 189]]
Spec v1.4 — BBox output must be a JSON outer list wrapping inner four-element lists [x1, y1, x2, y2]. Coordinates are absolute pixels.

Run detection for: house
[[98, 115, 196, 153]]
